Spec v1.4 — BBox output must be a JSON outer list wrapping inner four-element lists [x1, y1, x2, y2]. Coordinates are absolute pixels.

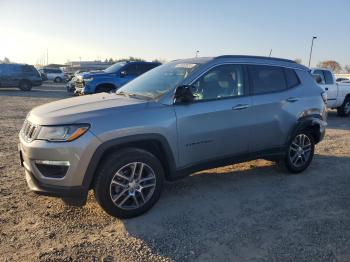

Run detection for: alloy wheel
[[288, 134, 312, 168], [109, 162, 156, 210]]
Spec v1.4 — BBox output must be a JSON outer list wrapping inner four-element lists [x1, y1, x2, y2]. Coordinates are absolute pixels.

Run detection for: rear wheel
[[54, 77, 62, 83], [94, 148, 164, 218], [19, 80, 32, 91], [282, 131, 315, 173], [337, 96, 350, 117]]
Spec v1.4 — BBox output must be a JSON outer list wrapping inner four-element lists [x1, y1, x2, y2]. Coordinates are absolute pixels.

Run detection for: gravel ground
[[0, 84, 350, 262]]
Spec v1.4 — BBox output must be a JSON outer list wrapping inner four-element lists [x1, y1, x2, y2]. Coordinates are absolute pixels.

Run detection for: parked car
[[74, 61, 161, 95], [0, 63, 42, 91], [311, 68, 350, 116], [38, 68, 66, 83], [19, 55, 327, 218], [66, 71, 94, 93]]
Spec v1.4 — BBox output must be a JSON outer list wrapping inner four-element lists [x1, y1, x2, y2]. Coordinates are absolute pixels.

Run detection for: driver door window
[[192, 64, 245, 101]]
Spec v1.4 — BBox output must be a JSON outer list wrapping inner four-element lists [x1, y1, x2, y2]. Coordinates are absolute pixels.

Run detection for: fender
[[81, 133, 177, 189], [287, 114, 327, 145]]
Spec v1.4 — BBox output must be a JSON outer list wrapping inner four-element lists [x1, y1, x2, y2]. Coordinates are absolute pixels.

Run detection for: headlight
[[37, 124, 90, 142]]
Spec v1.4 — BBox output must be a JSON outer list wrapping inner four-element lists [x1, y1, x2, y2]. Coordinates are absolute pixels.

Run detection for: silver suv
[[19, 56, 327, 218]]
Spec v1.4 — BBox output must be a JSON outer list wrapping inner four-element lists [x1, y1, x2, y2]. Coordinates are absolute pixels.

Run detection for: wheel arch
[[287, 114, 327, 145], [96, 83, 117, 91], [83, 134, 177, 189]]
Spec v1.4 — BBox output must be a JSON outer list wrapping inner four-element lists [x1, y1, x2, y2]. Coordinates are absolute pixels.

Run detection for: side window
[[249, 65, 287, 95], [137, 64, 150, 75], [284, 68, 300, 88], [22, 65, 34, 73], [323, 70, 334, 84], [313, 70, 325, 85], [123, 64, 139, 76], [192, 64, 245, 101]]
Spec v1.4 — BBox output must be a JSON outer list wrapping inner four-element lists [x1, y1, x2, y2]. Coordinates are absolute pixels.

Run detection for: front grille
[[75, 80, 84, 89], [21, 120, 39, 142]]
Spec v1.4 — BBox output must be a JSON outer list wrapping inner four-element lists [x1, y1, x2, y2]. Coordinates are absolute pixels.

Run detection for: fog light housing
[[35, 160, 70, 178]]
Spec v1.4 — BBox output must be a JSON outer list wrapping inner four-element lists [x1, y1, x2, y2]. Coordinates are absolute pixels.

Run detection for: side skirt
[[168, 147, 286, 181]]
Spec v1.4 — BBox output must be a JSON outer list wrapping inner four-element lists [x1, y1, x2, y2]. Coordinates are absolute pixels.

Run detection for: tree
[[293, 58, 302, 64], [3, 57, 10, 64], [108, 58, 114, 63], [344, 65, 350, 73], [316, 60, 342, 73]]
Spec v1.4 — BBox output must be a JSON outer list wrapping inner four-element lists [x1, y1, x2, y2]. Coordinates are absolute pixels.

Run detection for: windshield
[[104, 62, 127, 73], [116, 61, 199, 99]]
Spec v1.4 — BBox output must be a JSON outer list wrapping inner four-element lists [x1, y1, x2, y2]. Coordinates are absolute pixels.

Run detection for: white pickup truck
[[311, 68, 350, 116]]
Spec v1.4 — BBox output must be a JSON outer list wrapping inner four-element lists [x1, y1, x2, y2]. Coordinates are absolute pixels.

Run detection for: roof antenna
[[269, 49, 272, 57]]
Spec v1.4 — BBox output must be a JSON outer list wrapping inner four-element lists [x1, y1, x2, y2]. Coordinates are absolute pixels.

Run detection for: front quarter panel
[[89, 102, 179, 166]]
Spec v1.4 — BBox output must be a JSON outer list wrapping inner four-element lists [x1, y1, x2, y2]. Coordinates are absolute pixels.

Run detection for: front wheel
[[282, 132, 315, 173], [337, 96, 350, 117], [19, 80, 32, 91], [94, 148, 164, 218]]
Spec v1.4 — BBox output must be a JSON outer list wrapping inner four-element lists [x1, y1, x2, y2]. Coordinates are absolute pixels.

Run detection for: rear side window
[[249, 65, 287, 95], [323, 70, 334, 84], [284, 68, 300, 88], [313, 70, 325, 84]]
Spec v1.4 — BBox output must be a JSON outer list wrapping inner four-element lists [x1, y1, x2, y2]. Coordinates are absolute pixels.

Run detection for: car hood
[[28, 93, 148, 125]]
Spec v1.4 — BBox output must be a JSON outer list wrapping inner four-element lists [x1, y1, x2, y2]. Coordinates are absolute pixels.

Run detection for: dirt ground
[[1, 84, 350, 262]]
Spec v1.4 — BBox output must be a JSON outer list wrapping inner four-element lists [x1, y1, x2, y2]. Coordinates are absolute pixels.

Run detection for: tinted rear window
[[284, 68, 300, 88], [250, 65, 287, 95]]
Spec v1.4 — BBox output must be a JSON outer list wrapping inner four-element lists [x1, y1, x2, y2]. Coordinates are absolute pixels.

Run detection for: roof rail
[[214, 55, 296, 64]]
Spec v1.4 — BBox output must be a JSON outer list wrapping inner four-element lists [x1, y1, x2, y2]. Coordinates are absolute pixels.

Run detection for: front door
[[313, 69, 337, 107], [174, 64, 253, 168]]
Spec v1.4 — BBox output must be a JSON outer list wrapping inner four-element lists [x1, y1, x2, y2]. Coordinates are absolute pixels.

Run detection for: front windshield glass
[[116, 61, 199, 99], [104, 62, 127, 73]]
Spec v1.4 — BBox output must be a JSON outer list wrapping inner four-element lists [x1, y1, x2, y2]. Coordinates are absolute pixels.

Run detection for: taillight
[[321, 92, 327, 103]]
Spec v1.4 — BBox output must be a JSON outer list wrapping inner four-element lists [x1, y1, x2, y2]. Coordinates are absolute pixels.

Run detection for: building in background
[[63, 60, 114, 74]]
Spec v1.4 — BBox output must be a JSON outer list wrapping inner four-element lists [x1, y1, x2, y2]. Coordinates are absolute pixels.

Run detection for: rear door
[[248, 65, 301, 151], [174, 64, 254, 167]]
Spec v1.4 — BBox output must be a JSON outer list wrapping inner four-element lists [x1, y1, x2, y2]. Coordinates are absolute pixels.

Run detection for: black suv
[[0, 64, 42, 91]]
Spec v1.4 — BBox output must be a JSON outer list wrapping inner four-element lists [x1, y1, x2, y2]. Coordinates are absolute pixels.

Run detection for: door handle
[[232, 104, 249, 110], [286, 97, 299, 103], [325, 87, 329, 91]]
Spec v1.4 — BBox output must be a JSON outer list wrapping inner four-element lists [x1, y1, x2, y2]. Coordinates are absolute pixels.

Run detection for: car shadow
[[119, 154, 350, 261], [327, 110, 350, 130]]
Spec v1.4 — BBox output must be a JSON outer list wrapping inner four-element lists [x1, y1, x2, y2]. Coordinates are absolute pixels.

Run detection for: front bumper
[[19, 130, 100, 199]]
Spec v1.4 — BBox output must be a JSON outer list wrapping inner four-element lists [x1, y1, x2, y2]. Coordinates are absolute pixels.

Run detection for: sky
[[0, 0, 349, 67]]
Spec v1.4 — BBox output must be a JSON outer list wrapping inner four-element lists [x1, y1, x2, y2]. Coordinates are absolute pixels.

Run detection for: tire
[[94, 148, 164, 218], [19, 80, 32, 91], [54, 77, 62, 83], [282, 131, 315, 174], [337, 96, 350, 117], [96, 86, 113, 93]]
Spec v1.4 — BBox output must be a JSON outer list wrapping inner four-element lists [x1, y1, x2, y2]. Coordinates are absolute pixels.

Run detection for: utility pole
[[269, 49, 272, 57], [195, 50, 199, 58], [46, 49, 48, 65], [308, 36, 317, 67]]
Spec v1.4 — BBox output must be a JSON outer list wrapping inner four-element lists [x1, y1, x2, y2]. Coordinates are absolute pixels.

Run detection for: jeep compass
[[19, 55, 327, 218]]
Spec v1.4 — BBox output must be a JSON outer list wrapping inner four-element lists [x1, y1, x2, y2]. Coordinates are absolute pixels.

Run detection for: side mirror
[[120, 71, 127, 77], [174, 85, 195, 104], [312, 74, 323, 84]]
